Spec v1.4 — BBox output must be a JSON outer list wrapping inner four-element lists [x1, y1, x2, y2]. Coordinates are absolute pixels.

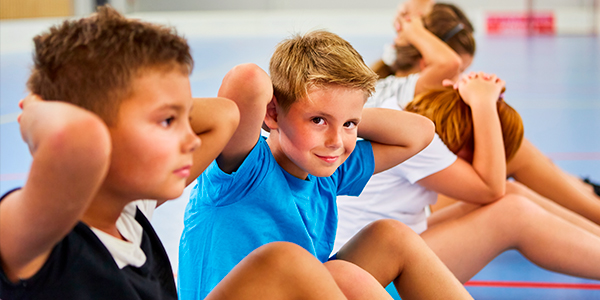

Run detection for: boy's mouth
[[315, 154, 339, 164], [173, 165, 192, 178]]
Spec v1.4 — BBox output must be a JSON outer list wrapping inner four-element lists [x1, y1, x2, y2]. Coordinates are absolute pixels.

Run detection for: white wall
[[132, 0, 595, 11], [126, 0, 599, 35], [59, 0, 600, 35]]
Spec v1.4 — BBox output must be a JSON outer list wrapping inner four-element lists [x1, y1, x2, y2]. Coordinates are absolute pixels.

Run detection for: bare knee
[[340, 219, 423, 260], [486, 194, 545, 228], [248, 242, 314, 272], [366, 219, 420, 244]]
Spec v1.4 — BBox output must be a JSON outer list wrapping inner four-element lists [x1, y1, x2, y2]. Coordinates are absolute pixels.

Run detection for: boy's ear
[[263, 95, 279, 131]]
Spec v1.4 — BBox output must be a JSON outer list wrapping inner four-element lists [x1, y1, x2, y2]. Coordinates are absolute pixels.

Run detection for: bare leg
[[421, 194, 600, 282], [427, 201, 480, 228], [566, 172, 600, 198], [508, 139, 600, 224], [506, 181, 600, 237], [325, 260, 394, 300], [337, 219, 472, 300], [207, 242, 347, 300], [429, 194, 460, 213]]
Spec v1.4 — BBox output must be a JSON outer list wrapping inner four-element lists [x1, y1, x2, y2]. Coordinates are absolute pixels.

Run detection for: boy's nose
[[184, 127, 201, 153], [325, 128, 343, 149]]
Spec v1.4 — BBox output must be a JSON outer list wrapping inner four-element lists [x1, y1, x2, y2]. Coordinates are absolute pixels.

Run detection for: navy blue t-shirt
[[0, 190, 177, 300]]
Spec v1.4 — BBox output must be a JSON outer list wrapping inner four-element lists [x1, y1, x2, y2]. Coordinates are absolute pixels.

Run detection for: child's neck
[[81, 194, 129, 240], [266, 133, 309, 180]]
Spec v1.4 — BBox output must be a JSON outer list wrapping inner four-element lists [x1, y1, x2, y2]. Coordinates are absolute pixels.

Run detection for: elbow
[[217, 97, 241, 137], [418, 117, 435, 151], [222, 63, 273, 102], [480, 187, 506, 204], [48, 114, 111, 170], [439, 54, 462, 80]]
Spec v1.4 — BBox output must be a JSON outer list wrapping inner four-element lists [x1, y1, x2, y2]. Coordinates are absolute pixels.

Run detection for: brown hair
[[27, 5, 193, 125], [373, 3, 476, 78], [269, 30, 378, 112], [405, 88, 524, 162]]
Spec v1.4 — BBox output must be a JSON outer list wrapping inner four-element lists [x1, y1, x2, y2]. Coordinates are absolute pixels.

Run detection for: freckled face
[[270, 85, 366, 179], [103, 69, 200, 201]]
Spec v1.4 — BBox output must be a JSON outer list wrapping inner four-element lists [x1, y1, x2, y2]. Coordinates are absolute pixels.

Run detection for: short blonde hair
[[405, 88, 524, 162], [269, 30, 377, 112]]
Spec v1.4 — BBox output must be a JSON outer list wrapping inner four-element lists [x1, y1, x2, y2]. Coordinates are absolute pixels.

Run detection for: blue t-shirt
[[178, 137, 374, 300]]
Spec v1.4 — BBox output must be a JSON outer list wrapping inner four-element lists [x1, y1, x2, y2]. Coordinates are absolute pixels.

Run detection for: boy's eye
[[161, 116, 175, 127], [311, 117, 325, 125], [343, 121, 357, 129]]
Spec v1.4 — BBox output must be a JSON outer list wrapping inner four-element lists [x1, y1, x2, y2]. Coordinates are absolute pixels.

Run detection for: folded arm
[[0, 95, 111, 281], [213, 63, 273, 174], [186, 97, 240, 186], [419, 73, 506, 203], [359, 108, 434, 174]]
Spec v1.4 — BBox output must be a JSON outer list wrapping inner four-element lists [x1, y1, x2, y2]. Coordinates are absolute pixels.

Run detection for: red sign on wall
[[487, 12, 555, 35]]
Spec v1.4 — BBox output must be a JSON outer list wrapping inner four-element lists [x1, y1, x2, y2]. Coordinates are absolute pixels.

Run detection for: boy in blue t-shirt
[[1, 7, 365, 300], [179, 30, 473, 299]]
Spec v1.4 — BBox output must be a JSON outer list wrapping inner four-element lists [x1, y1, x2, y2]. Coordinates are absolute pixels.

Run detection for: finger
[[460, 75, 469, 84], [498, 79, 506, 88], [442, 79, 455, 87]]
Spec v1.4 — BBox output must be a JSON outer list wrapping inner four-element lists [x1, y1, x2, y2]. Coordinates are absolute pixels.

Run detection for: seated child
[[335, 72, 600, 282], [179, 30, 474, 300], [0, 6, 370, 300], [379, 0, 600, 224]]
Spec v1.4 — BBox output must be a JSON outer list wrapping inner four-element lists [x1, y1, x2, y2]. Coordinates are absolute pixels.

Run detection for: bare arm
[[358, 108, 434, 174], [393, 0, 435, 30], [186, 97, 240, 186], [508, 139, 600, 224], [418, 158, 504, 204], [396, 14, 462, 96], [418, 73, 506, 203], [214, 63, 273, 173], [0, 95, 111, 282]]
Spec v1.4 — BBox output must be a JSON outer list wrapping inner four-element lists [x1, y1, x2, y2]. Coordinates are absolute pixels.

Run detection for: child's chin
[[310, 168, 337, 178]]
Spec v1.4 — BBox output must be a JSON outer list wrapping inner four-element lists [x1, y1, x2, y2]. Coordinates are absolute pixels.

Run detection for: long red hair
[[405, 88, 524, 162]]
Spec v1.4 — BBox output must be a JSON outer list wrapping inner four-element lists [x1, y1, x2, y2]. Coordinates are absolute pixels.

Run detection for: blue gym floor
[[1, 11, 599, 299]]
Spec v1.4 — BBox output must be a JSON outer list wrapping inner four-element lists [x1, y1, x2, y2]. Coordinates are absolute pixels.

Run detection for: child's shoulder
[[0, 200, 175, 300]]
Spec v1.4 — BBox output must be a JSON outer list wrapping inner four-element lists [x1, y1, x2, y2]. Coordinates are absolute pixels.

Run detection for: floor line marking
[[465, 280, 600, 290], [545, 152, 600, 161]]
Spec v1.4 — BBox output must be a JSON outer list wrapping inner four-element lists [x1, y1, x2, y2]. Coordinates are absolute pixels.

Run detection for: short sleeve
[[194, 137, 273, 207], [389, 133, 457, 183], [396, 73, 420, 108]]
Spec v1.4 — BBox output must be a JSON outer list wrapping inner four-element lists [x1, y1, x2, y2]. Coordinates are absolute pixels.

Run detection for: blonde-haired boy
[[179, 30, 472, 299]]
